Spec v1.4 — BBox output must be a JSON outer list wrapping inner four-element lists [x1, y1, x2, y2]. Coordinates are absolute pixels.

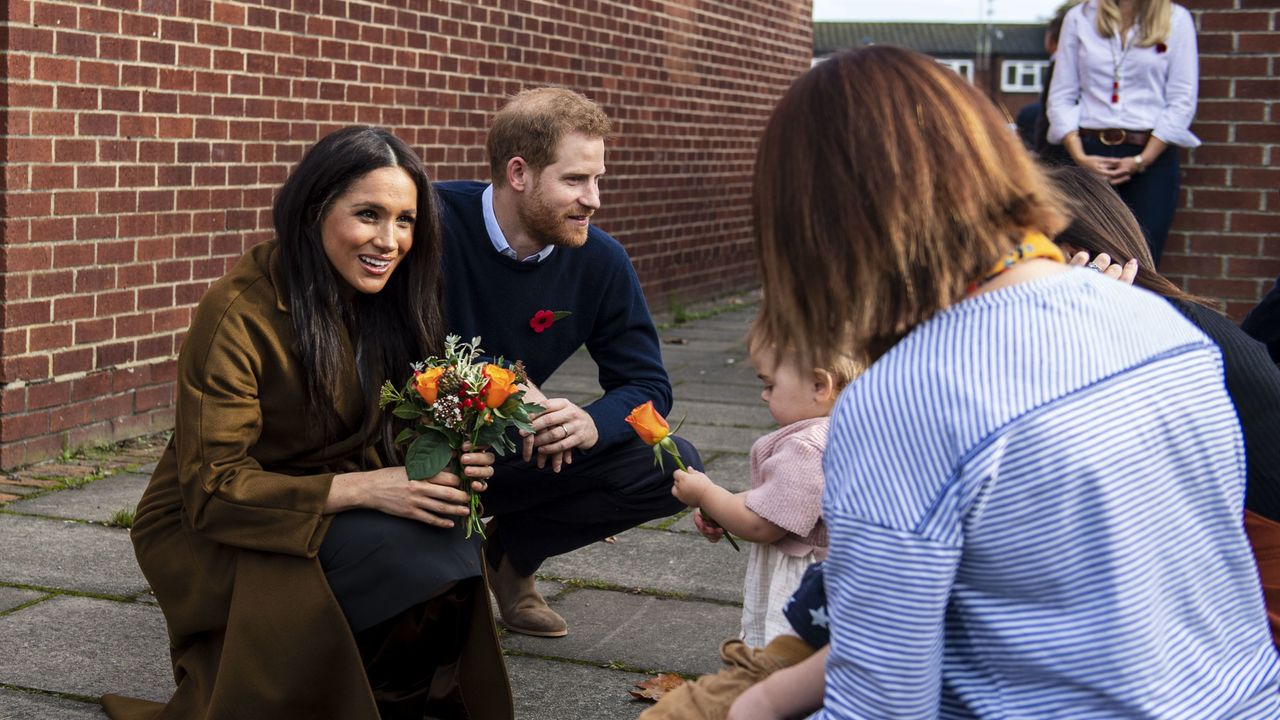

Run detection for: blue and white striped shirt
[[820, 270, 1279, 718]]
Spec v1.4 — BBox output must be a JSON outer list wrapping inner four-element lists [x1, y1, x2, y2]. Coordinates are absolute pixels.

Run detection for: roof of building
[[814, 22, 1047, 58]]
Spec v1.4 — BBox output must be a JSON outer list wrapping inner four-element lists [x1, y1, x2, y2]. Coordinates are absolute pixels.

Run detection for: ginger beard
[[516, 173, 592, 249]]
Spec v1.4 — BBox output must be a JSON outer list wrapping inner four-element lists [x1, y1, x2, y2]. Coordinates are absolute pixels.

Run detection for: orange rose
[[482, 364, 517, 408], [625, 400, 670, 446], [414, 366, 445, 404]]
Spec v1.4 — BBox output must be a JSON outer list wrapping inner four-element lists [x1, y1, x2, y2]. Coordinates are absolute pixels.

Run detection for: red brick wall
[[0, 0, 813, 468], [1164, 0, 1279, 319]]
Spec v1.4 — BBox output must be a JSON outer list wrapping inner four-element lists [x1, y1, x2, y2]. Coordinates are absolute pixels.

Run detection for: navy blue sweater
[[435, 181, 672, 450]]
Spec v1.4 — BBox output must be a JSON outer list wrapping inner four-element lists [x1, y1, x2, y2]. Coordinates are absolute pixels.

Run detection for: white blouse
[[1047, 1, 1200, 148]]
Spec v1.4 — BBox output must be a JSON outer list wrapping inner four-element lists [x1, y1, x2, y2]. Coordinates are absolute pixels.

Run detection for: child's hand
[[672, 468, 713, 507], [693, 509, 725, 544]]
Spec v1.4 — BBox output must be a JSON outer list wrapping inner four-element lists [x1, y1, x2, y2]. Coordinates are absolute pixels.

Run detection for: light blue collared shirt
[[481, 184, 555, 264]]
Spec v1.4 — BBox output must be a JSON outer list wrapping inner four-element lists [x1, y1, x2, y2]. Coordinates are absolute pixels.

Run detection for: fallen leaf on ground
[[603, 535, 617, 543], [628, 673, 685, 702], [664, 337, 689, 345]]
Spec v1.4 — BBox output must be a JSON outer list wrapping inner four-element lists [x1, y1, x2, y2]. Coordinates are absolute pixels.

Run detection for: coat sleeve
[[175, 285, 334, 558]]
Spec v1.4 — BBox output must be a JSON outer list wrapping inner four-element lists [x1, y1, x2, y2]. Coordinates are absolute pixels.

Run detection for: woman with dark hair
[[1049, 164, 1280, 650], [752, 46, 1278, 717], [102, 126, 512, 720]]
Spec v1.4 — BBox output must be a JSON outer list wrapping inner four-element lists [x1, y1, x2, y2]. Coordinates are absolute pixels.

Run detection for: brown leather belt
[[1079, 128, 1151, 147]]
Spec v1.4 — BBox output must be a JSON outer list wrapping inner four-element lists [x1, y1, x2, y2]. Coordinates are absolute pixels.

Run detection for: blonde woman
[[1047, 0, 1198, 265]]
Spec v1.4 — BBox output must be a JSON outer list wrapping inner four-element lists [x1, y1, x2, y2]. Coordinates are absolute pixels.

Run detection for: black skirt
[[318, 509, 484, 632]]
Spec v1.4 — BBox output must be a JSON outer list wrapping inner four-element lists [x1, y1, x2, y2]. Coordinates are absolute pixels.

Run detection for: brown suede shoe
[[487, 553, 568, 638]]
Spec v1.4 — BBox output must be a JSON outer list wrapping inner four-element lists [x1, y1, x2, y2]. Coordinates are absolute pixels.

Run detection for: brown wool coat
[[101, 242, 512, 720]]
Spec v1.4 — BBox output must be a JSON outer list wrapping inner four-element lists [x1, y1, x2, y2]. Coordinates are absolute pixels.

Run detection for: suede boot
[[486, 542, 567, 638]]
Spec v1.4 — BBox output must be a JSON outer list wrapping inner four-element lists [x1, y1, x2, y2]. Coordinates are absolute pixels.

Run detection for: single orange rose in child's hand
[[413, 366, 446, 404], [482, 364, 517, 408], [625, 400, 671, 446], [626, 401, 740, 551]]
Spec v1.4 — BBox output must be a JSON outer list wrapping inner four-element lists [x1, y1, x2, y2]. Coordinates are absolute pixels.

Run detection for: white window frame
[[936, 59, 974, 83], [1001, 60, 1049, 93]]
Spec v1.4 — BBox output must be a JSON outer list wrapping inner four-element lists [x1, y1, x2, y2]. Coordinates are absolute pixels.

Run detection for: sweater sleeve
[[175, 286, 334, 557], [582, 250, 673, 449]]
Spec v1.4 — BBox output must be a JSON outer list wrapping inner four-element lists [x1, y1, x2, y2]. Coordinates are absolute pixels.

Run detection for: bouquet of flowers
[[379, 335, 542, 538]]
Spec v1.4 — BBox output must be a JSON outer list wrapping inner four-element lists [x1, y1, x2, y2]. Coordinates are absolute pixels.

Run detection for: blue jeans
[[1080, 136, 1180, 266]]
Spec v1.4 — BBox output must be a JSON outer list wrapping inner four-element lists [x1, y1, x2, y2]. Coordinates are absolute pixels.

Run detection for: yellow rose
[[482, 364, 517, 408], [414, 366, 445, 404], [625, 401, 670, 446]]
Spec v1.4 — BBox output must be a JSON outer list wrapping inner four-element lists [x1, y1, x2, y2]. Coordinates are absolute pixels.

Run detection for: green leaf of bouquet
[[392, 405, 424, 420], [512, 418, 535, 433], [393, 427, 417, 446], [406, 433, 452, 480], [551, 311, 572, 320]]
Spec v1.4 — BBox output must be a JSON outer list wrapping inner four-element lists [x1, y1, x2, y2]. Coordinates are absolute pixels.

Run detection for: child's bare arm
[[673, 469, 787, 544], [726, 645, 828, 720]]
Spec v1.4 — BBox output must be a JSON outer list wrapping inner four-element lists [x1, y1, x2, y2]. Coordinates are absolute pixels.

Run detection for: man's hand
[[521, 391, 599, 473]]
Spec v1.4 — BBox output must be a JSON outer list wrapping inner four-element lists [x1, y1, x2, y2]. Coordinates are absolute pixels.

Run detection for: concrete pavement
[[0, 300, 769, 719]]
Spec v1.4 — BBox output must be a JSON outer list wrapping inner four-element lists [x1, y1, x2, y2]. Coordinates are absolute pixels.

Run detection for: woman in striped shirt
[[750, 46, 1278, 718]]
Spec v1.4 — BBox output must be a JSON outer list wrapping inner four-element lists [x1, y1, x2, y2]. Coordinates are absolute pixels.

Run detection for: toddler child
[[669, 323, 859, 647]]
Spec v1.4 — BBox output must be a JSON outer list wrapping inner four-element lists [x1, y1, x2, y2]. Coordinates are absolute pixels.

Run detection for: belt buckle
[[1099, 128, 1126, 146]]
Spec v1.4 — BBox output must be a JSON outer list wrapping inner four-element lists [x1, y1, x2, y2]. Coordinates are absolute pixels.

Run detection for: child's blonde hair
[[746, 312, 863, 391]]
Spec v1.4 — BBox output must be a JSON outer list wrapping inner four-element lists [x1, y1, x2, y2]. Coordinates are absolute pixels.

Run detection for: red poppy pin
[[530, 309, 572, 333], [1155, 42, 1167, 53]]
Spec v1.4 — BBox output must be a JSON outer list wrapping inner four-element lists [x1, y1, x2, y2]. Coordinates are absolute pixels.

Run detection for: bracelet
[[1132, 154, 1145, 172]]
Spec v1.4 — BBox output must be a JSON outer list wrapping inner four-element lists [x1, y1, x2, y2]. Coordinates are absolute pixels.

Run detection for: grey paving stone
[[669, 400, 774, 430], [676, 423, 766, 456], [0, 595, 171, 702], [701, 452, 753, 492], [0, 689, 105, 720], [8, 473, 148, 523], [0, 586, 46, 614], [668, 381, 765, 406], [539, 527, 746, 603], [138, 461, 158, 475], [0, 483, 45, 497], [505, 654, 651, 720], [502, 588, 740, 677], [0, 514, 148, 596]]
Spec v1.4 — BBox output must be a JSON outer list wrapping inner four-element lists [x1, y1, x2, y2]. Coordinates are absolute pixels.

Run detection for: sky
[[813, 0, 1063, 23]]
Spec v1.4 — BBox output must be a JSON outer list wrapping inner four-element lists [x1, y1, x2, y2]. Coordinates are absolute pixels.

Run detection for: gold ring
[[560, 425, 569, 439]]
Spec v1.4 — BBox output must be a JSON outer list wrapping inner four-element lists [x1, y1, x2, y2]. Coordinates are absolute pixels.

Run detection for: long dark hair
[[273, 126, 443, 451], [1047, 165, 1214, 310]]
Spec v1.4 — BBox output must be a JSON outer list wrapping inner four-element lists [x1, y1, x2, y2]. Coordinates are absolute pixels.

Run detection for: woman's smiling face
[[320, 165, 417, 294]]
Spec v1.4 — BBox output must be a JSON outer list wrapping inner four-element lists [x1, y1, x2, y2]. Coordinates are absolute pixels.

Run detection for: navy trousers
[[482, 435, 700, 577], [1080, 136, 1181, 266]]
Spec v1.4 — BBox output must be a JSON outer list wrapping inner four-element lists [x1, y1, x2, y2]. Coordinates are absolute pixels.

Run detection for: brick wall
[[1164, 0, 1279, 319], [0, 0, 813, 468]]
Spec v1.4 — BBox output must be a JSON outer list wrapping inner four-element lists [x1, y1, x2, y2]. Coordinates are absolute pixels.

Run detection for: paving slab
[[0, 586, 47, 614], [502, 588, 740, 677], [0, 689, 105, 720], [0, 514, 148, 596], [8, 473, 148, 523], [700, 452, 752, 492], [668, 400, 774, 430], [0, 483, 45, 497], [676, 423, 766, 456], [539, 527, 747, 603], [505, 654, 651, 720], [0, 595, 171, 702]]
